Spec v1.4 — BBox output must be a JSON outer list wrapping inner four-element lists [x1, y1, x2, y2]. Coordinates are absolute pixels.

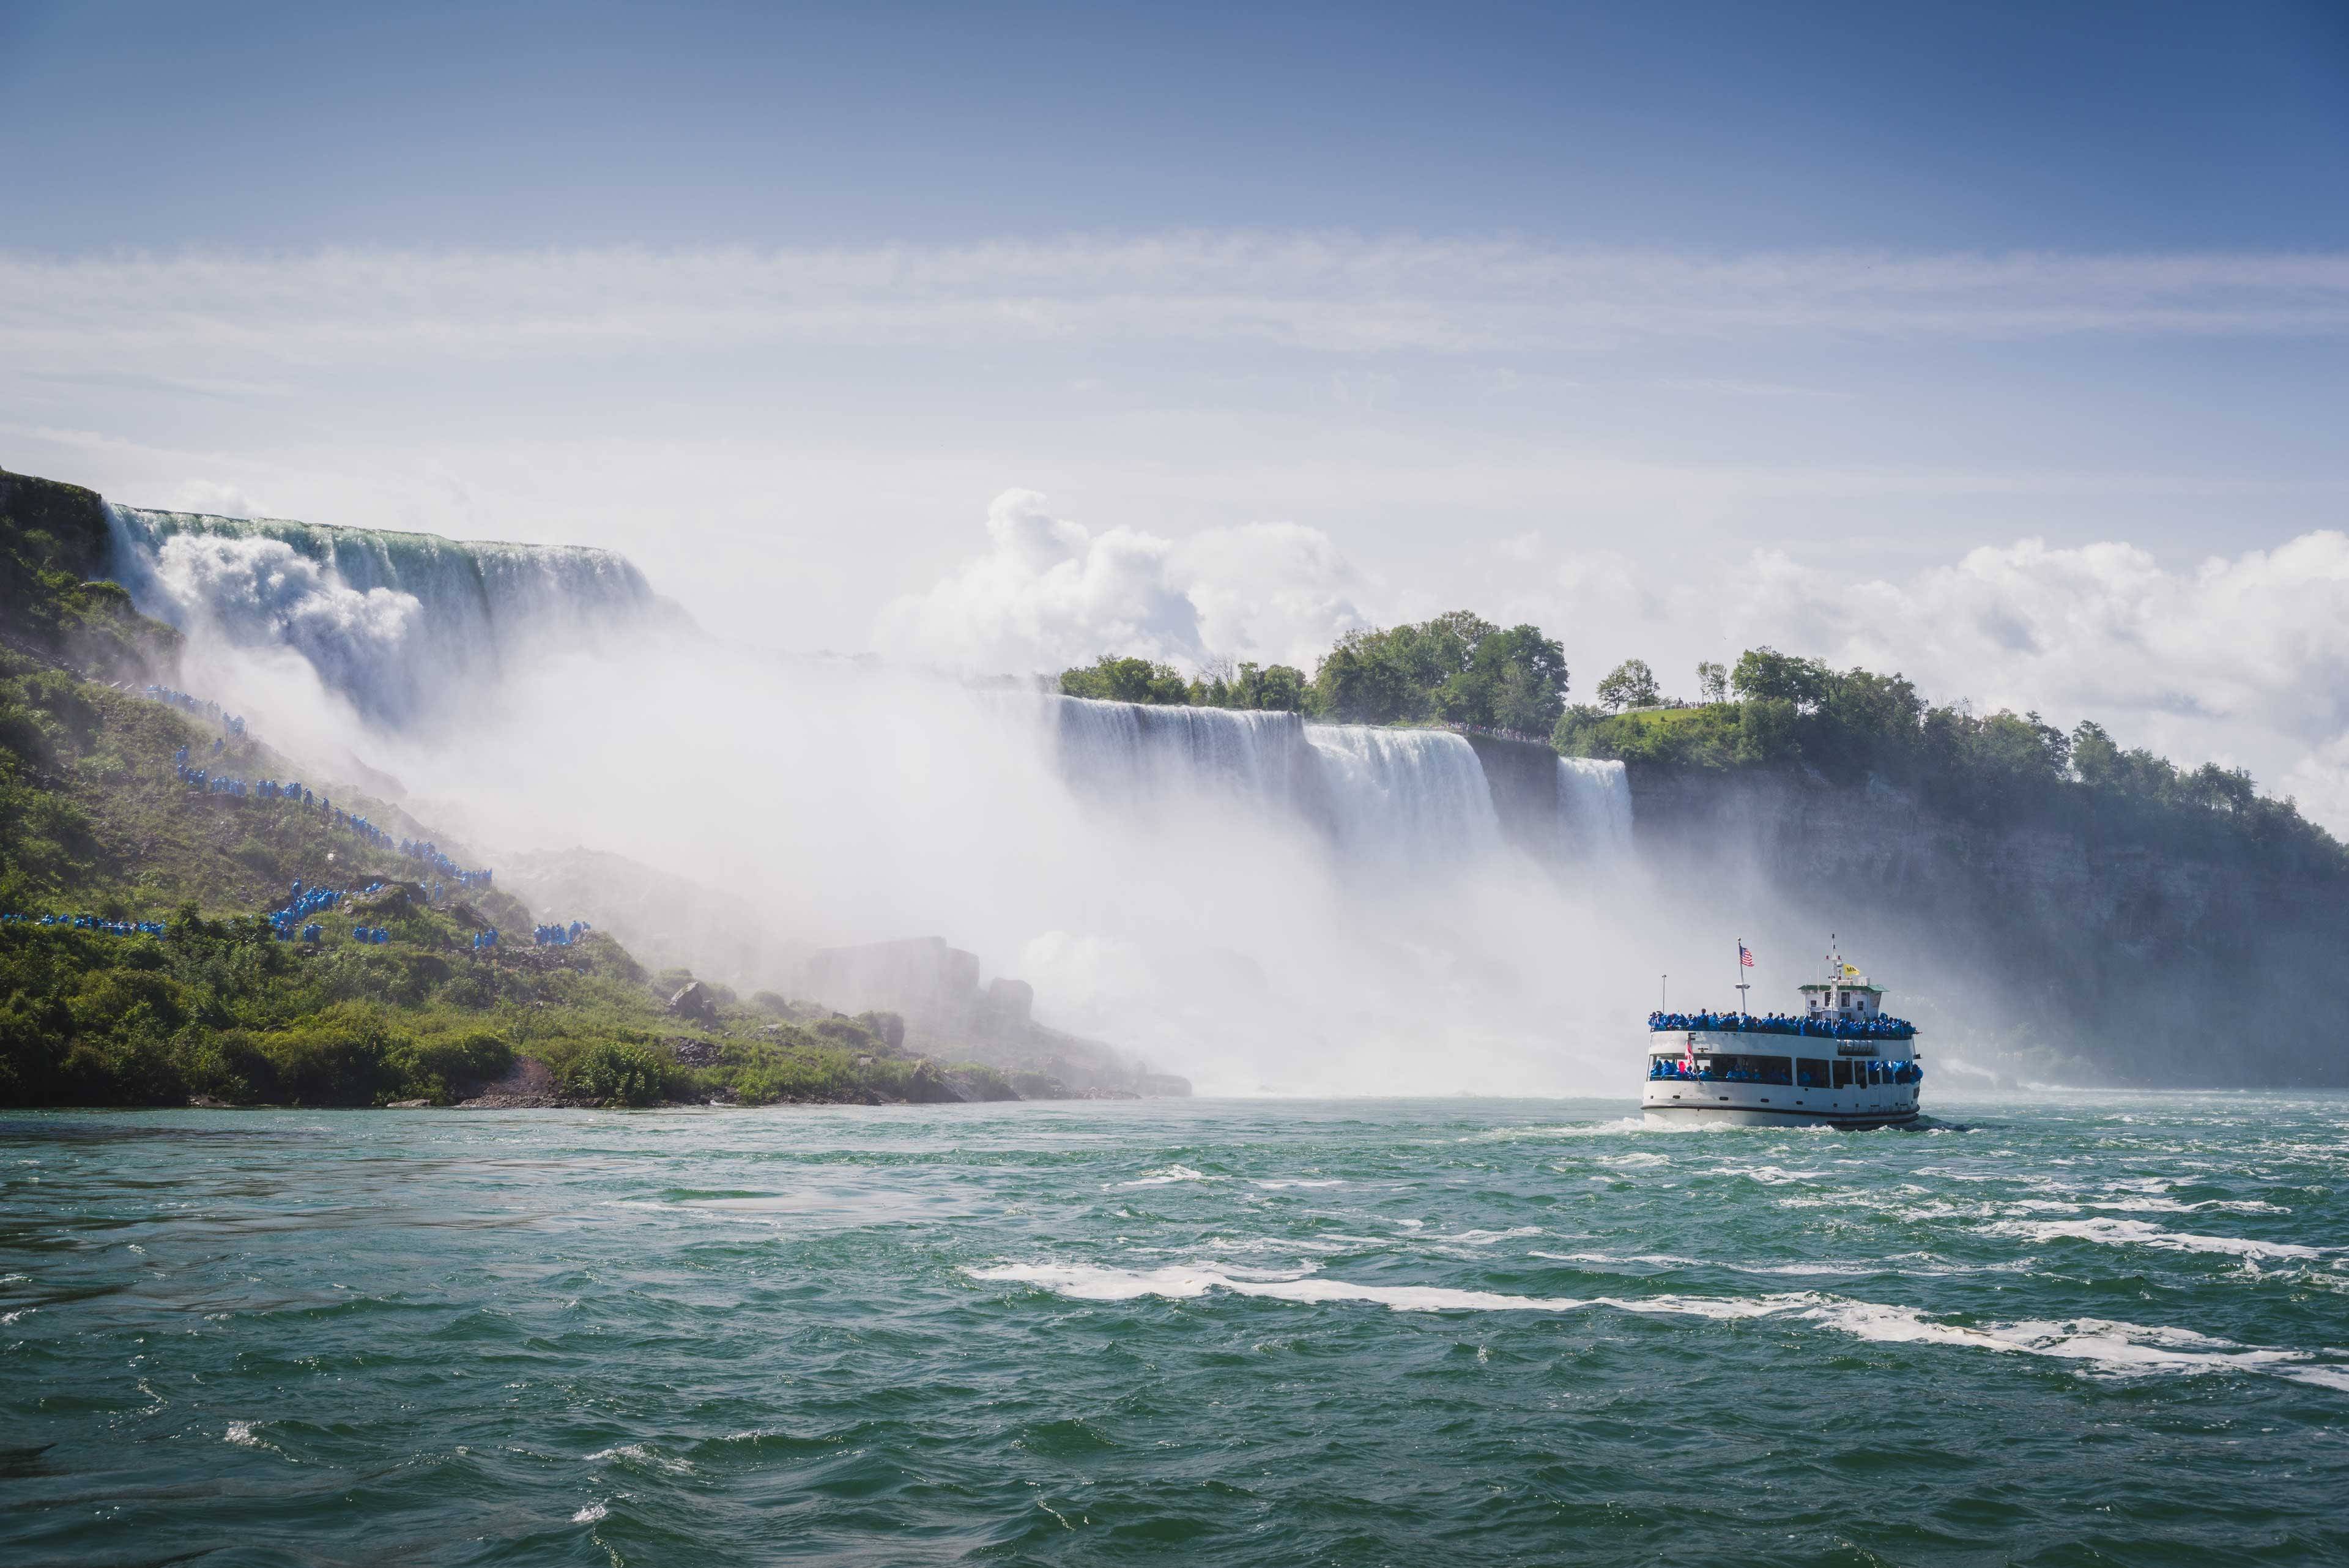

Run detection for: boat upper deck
[[1646, 1011, 1917, 1043]]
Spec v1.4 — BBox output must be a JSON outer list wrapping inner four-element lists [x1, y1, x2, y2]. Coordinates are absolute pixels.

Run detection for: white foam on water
[[973, 1264, 2349, 1393], [971, 1261, 1816, 1319], [1985, 1217, 2326, 1261], [1597, 1153, 1670, 1169], [225, 1421, 260, 1447], [1806, 1302, 2349, 1390], [573, 1501, 609, 1523], [1251, 1178, 1345, 1189], [1428, 1227, 1543, 1247], [1199, 1235, 1353, 1256], [585, 1443, 693, 1474], [2092, 1197, 2291, 1216], [1115, 1164, 1222, 1188], [1460, 1120, 1647, 1143], [1726, 1165, 1828, 1186], [0, 1308, 33, 1326], [971, 1261, 1597, 1312], [1532, 1250, 1915, 1279]]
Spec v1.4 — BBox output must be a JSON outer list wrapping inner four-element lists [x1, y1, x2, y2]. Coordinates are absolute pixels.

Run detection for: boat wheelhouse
[[1641, 949, 1921, 1128]]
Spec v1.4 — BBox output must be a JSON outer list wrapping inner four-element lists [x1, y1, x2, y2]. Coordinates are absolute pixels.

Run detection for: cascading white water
[[104, 505, 670, 726], [1052, 696, 1308, 812], [1305, 725, 1501, 863], [1556, 756, 1634, 857]]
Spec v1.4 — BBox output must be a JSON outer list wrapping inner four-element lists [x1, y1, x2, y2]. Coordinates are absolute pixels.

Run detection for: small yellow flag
[[1841, 963, 1860, 978]]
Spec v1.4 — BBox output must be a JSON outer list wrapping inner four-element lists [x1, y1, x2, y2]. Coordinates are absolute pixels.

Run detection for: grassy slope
[[0, 466, 1013, 1109]]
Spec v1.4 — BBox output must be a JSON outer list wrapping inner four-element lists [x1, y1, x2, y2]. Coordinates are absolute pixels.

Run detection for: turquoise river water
[[3, 1094, 2347, 1566]]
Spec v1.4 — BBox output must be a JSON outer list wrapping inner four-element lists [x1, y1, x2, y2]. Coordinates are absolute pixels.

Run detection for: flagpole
[[1734, 938, 1751, 1018]]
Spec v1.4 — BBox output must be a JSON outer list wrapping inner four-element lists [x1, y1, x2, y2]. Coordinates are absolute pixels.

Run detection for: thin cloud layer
[[7, 239, 2349, 365]]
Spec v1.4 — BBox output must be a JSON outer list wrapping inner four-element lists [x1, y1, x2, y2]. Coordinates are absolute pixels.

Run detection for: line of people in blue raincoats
[[1647, 1010, 1916, 1041], [144, 685, 244, 736], [1, 913, 168, 937], [533, 921, 590, 946], [1648, 1057, 1922, 1085]]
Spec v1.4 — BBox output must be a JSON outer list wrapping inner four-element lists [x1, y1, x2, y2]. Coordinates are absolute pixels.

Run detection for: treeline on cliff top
[[0, 465, 1017, 1109], [1059, 611, 1570, 735], [1060, 620, 2348, 876]]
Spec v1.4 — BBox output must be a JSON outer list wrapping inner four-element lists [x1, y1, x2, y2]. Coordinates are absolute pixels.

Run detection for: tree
[[1731, 647, 1831, 713], [1696, 661, 1727, 704], [1734, 697, 1798, 763], [1594, 659, 1661, 713], [1233, 661, 1308, 713], [1310, 633, 1418, 723], [1059, 656, 1189, 705]]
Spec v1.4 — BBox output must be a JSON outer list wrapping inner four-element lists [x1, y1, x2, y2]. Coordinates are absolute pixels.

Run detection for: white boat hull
[[1642, 1101, 1920, 1131], [1642, 1029, 1922, 1129]]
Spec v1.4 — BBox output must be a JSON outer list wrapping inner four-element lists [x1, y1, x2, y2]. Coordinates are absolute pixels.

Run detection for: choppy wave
[[12, 1095, 2349, 1566], [1983, 1217, 2327, 1261], [971, 1263, 2349, 1391]]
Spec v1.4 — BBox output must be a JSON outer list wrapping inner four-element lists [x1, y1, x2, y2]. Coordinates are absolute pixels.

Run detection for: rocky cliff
[[1629, 765, 2349, 1087]]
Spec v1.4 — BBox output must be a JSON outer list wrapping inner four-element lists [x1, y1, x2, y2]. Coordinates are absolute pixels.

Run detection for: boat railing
[[1646, 1011, 1917, 1042]]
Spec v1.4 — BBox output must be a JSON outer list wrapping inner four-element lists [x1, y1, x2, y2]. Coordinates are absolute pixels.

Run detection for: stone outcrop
[[666, 980, 721, 1025]]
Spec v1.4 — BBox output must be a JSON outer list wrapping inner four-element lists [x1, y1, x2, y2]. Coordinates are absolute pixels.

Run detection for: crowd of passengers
[[1647, 1009, 1915, 1040], [172, 751, 494, 895], [1649, 1057, 1921, 1085]]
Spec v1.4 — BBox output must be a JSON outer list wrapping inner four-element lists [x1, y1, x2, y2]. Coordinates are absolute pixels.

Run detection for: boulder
[[666, 979, 720, 1024]]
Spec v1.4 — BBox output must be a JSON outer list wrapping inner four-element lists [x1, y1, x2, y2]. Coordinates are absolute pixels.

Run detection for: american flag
[[1739, 942, 1756, 968]]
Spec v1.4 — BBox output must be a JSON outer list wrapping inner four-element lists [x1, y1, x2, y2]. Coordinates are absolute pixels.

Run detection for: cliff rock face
[[1464, 734, 1564, 858], [1629, 766, 2349, 1086]]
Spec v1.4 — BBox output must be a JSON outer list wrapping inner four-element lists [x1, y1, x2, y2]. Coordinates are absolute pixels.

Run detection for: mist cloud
[[876, 489, 1369, 675]]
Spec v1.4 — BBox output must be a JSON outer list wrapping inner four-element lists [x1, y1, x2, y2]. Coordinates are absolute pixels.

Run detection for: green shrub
[[556, 1039, 671, 1107], [390, 1030, 512, 1104]]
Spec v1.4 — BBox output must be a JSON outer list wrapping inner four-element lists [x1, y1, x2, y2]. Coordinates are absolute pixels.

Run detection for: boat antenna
[[1660, 973, 1668, 1011]]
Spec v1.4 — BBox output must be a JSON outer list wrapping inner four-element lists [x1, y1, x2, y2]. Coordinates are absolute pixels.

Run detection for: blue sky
[[8, 1, 2347, 251], [8, 1, 2349, 820]]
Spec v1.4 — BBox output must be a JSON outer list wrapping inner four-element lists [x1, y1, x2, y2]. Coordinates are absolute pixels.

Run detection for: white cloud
[[1764, 533, 2349, 747], [1512, 528, 2349, 828], [874, 489, 1368, 675]]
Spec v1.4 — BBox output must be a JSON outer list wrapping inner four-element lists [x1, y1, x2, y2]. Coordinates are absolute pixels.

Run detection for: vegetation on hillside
[[0, 894, 1001, 1109], [0, 468, 1019, 1109], [0, 468, 179, 679], [1555, 648, 2347, 873]]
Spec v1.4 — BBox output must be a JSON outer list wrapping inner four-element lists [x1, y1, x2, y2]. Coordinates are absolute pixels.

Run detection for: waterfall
[[1050, 698, 1518, 864], [1052, 696, 1309, 811], [1305, 725, 1501, 863], [104, 505, 673, 726], [1557, 756, 1633, 856]]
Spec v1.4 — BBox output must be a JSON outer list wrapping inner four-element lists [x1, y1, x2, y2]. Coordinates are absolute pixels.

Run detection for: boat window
[[1795, 1059, 1830, 1088], [1709, 1053, 1794, 1086], [1832, 1060, 1852, 1088]]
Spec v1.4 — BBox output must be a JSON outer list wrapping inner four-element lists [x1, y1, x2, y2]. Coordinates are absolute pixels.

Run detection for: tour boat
[[1641, 948, 1921, 1129]]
